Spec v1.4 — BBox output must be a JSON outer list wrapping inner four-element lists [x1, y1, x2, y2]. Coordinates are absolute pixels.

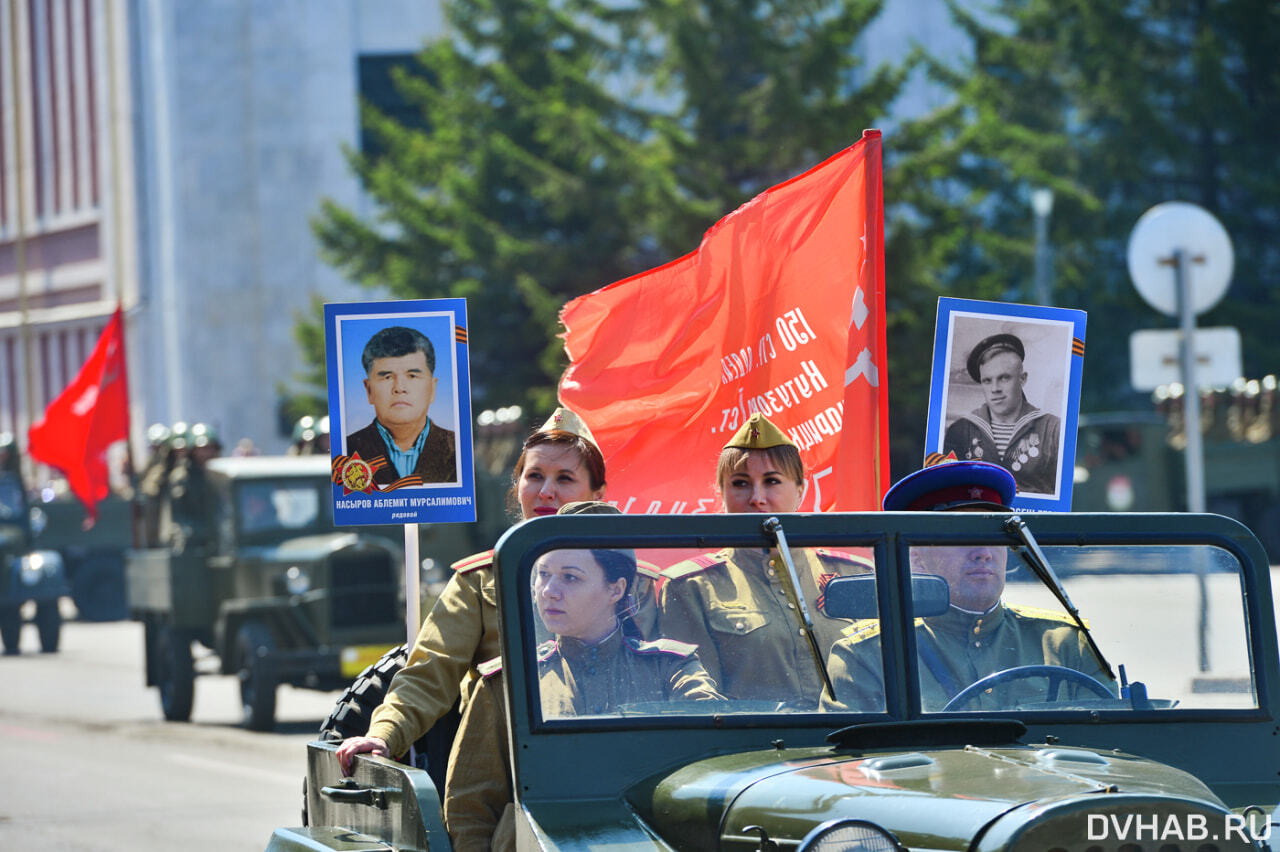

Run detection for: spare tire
[[317, 643, 461, 795]]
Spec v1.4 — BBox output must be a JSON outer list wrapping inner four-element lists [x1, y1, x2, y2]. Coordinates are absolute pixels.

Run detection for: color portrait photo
[[324, 299, 476, 526]]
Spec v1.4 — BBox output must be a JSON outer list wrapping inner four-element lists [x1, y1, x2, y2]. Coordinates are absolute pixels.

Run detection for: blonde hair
[[715, 445, 804, 494]]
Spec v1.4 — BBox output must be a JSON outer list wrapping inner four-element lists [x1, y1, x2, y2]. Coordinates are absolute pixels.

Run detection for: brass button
[[973, 626, 981, 635]]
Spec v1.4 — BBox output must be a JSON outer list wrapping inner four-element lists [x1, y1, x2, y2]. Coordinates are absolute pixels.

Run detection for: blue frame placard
[[924, 298, 1086, 512], [324, 298, 476, 525]]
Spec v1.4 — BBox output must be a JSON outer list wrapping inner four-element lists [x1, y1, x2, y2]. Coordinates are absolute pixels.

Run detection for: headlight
[[798, 819, 904, 852], [285, 565, 311, 595]]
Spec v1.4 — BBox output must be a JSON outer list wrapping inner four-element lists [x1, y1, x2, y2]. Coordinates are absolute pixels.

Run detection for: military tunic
[[443, 661, 516, 852], [537, 627, 724, 717], [444, 635, 721, 850], [823, 602, 1113, 712], [659, 547, 873, 707], [367, 550, 502, 759], [942, 396, 1061, 495]]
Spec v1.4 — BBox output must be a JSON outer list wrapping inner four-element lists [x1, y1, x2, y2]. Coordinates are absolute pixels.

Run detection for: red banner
[[559, 131, 888, 513], [28, 308, 131, 519]]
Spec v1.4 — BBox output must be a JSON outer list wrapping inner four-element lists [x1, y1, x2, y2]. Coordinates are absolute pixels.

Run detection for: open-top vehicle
[[273, 508, 1280, 850]]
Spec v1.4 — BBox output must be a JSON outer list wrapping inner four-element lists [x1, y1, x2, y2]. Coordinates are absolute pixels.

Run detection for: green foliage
[[883, 0, 1280, 475], [307, 0, 907, 419], [312, 0, 671, 414]]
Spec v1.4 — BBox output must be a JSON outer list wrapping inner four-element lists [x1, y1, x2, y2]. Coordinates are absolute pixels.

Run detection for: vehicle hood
[[240, 532, 397, 564], [630, 744, 1226, 851]]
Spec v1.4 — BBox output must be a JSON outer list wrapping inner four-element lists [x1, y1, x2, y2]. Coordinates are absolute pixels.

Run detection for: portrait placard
[[924, 298, 1086, 512], [324, 298, 476, 525]]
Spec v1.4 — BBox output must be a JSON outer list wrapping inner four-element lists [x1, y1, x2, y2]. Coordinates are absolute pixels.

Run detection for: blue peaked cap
[[882, 460, 1016, 511]]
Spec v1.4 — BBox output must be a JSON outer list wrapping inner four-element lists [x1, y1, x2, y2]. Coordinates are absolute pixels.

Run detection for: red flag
[[559, 130, 888, 514], [28, 308, 131, 518]]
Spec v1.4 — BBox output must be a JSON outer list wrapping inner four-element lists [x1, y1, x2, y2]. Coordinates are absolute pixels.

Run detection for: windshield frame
[[494, 511, 1278, 804]]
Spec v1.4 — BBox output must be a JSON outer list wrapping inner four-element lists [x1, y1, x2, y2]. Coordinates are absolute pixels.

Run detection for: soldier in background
[[138, 424, 174, 547], [163, 423, 222, 553]]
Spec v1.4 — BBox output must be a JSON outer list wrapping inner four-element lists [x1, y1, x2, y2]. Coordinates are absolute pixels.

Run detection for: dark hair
[[361, 326, 436, 375], [590, 548, 637, 599], [506, 429, 607, 517]]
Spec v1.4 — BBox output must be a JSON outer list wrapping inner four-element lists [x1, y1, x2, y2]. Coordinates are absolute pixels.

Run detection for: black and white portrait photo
[[925, 299, 1087, 511]]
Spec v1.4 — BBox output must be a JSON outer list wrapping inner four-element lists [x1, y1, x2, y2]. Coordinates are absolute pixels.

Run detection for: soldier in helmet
[[138, 424, 174, 546], [163, 422, 222, 553]]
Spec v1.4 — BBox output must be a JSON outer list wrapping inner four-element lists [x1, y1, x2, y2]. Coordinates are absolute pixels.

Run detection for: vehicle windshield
[[519, 533, 1258, 726], [234, 478, 326, 536]]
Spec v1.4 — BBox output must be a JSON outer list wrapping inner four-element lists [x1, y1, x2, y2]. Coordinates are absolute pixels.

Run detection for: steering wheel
[[942, 665, 1115, 711]]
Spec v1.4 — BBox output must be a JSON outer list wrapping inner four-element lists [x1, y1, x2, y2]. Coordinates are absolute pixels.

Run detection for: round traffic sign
[[1127, 202, 1234, 316]]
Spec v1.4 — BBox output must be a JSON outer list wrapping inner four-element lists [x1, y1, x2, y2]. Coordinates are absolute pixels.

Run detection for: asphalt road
[[0, 615, 342, 851]]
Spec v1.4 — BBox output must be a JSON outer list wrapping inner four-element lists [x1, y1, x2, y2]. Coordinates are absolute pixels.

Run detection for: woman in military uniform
[[335, 409, 609, 776], [444, 534, 722, 851], [657, 413, 872, 708]]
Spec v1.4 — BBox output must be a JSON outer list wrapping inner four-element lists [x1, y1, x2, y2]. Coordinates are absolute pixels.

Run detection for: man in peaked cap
[[822, 459, 1113, 712], [943, 332, 1061, 496]]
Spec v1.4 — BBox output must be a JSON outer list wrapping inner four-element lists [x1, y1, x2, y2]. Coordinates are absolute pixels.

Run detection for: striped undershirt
[[989, 421, 1016, 457]]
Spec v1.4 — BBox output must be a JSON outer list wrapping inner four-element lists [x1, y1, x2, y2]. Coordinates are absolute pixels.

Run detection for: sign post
[[1127, 202, 1234, 673]]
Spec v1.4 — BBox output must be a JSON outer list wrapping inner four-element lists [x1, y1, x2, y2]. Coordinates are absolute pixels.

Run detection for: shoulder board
[[452, 550, 495, 573], [628, 637, 699, 658], [477, 656, 503, 679], [536, 639, 559, 663], [814, 548, 875, 572], [662, 551, 730, 581], [839, 618, 884, 643], [1006, 603, 1088, 628], [636, 559, 663, 580]]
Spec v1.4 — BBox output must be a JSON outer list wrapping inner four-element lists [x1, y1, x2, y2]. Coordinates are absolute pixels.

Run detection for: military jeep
[[127, 455, 405, 730], [272, 509, 1280, 850]]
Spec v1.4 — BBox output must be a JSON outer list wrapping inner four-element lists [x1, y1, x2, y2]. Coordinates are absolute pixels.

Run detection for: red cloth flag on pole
[[559, 130, 888, 513], [28, 307, 131, 519]]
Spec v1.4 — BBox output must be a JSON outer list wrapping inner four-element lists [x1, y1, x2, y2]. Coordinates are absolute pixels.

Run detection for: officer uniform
[[824, 603, 1111, 711], [661, 546, 870, 707], [367, 549, 501, 759], [821, 459, 1113, 713], [657, 413, 873, 708], [443, 661, 516, 852], [536, 628, 723, 717]]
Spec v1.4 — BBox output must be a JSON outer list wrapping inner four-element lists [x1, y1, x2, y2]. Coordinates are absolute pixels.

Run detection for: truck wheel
[[0, 605, 20, 654], [35, 600, 61, 653], [156, 621, 195, 721], [238, 621, 278, 731], [318, 643, 460, 793]]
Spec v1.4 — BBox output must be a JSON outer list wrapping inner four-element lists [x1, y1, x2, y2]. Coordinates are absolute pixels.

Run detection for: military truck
[[0, 441, 67, 654], [272, 508, 1280, 850], [1074, 378, 1280, 562], [31, 493, 133, 621], [127, 455, 406, 730]]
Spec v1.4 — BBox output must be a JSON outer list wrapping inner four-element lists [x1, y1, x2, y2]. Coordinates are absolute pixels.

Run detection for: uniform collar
[[925, 602, 1006, 637], [555, 623, 624, 662]]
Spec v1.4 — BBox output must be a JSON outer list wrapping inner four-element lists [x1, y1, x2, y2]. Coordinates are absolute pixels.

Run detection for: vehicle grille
[[329, 547, 398, 629]]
